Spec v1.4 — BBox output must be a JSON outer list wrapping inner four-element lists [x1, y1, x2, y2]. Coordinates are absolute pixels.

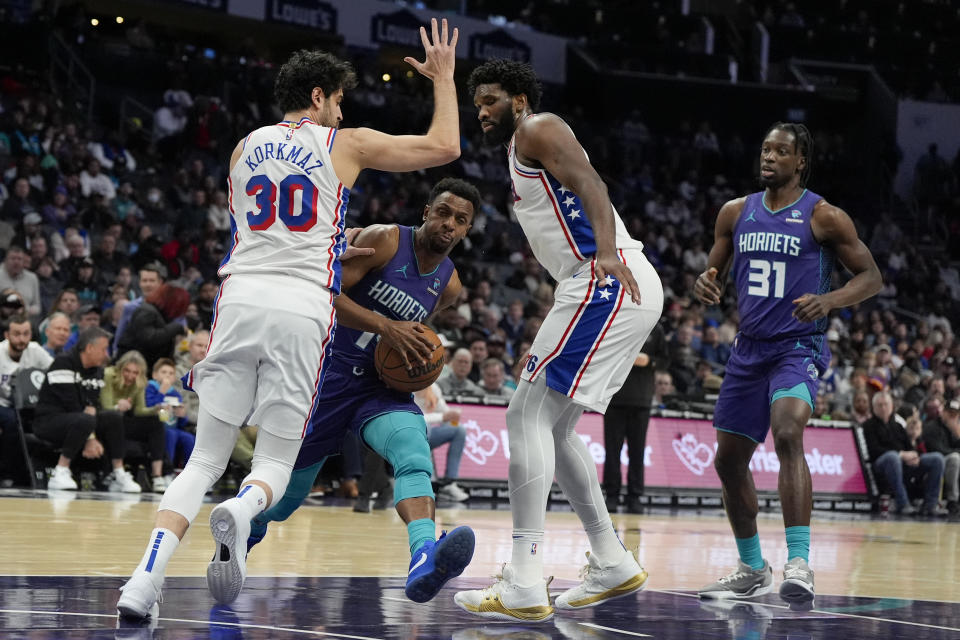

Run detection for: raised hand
[[404, 17, 458, 82]]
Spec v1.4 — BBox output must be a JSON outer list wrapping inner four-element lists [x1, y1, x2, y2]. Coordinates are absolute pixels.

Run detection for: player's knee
[[186, 449, 229, 483], [771, 422, 805, 457], [714, 449, 749, 481], [393, 448, 435, 502]]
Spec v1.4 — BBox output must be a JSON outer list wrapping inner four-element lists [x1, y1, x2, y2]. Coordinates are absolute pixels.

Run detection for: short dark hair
[[76, 326, 111, 353], [764, 122, 814, 188], [428, 178, 481, 217], [140, 262, 167, 281], [467, 59, 542, 111], [3, 313, 29, 332], [274, 50, 358, 113]]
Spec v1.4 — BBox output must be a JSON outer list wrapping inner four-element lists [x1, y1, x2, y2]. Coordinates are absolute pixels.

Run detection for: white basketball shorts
[[187, 293, 335, 440], [520, 248, 664, 413]]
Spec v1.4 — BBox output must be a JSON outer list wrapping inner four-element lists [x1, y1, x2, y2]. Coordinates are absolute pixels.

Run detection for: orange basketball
[[374, 327, 446, 393]]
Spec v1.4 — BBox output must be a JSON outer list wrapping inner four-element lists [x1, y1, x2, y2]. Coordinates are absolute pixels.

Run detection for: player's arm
[[331, 19, 459, 186], [334, 226, 436, 365], [228, 137, 246, 173], [693, 197, 744, 305], [514, 114, 640, 304], [793, 202, 882, 322]]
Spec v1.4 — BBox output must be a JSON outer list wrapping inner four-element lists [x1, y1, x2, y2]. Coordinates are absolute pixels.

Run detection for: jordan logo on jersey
[[394, 264, 409, 279]]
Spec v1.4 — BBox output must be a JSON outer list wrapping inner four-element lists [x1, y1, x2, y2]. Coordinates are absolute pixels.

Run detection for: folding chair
[[11, 367, 54, 490]]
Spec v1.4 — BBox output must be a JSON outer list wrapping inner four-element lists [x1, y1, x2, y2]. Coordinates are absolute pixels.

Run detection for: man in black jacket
[[603, 323, 669, 513], [922, 397, 960, 516], [34, 327, 141, 492], [863, 391, 944, 516]]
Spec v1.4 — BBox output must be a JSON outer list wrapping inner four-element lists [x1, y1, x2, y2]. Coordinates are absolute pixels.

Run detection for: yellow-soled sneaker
[[454, 564, 554, 622], [554, 548, 648, 610]]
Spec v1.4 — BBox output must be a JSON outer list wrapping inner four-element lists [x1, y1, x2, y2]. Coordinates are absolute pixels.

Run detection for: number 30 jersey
[[219, 117, 349, 317], [731, 189, 835, 340]]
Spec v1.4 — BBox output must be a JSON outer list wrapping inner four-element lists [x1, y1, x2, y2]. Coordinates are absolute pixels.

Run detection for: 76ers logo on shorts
[[525, 354, 538, 373]]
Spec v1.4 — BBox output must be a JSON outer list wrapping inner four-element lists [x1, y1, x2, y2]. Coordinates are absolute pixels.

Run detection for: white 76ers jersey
[[507, 130, 643, 282], [219, 117, 348, 316]]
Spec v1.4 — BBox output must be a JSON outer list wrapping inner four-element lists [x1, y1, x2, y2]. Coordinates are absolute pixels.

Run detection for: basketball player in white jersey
[[118, 18, 460, 619], [454, 60, 664, 622]]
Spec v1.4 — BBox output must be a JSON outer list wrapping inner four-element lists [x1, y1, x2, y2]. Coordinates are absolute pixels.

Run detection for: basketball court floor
[[1, 489, 958, 639]]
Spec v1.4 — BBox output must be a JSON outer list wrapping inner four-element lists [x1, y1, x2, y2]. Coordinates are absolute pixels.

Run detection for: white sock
[[585, 520, 626, 567], [134, 528, 180, 579], [511, 528, 544, 587], [233, 483, 268, 520]]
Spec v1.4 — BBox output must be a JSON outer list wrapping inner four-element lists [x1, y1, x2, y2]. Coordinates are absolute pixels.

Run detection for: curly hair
[[467, 59, 542, 111], [274, 50, 358, 113], [428, 178, 481, 217]]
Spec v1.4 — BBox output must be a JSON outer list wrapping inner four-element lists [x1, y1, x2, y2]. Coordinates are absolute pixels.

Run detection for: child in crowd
[[145, 358, 194, 470]]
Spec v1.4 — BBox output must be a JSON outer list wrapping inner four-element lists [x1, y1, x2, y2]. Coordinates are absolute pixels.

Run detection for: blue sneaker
[[405, 526, 476, 603], [246, 518, 267, 554]]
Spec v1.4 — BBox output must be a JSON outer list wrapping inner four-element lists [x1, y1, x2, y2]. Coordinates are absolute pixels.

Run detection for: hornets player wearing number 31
[[118, 18, 462, 619], [694, 123, 881, 606]]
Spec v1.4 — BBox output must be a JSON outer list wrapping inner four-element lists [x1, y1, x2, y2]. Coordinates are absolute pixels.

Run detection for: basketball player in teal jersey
[[694, 123, 881, 605], [240, 178, 478, 606]]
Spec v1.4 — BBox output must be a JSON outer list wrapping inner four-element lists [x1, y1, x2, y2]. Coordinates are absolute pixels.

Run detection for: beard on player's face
[[481, 114, 515, 146]]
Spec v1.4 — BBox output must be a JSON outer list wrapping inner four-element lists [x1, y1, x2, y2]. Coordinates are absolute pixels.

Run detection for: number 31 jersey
[[731, 189, 835, 340], [220, 117, 349, 311]]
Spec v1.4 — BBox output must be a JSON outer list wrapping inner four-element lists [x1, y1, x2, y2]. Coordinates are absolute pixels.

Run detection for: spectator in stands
[[863, 391, 944, 516], [485, 334, 514, 372], [59, 235, 90, 283], [699, 323, 730, 369], [669, 322, 699, 392], [207, 190, 230, 233], [478, 358, 514, 400], [42, 312, 72, 357], [145, 357, 194, 477], [499, 299, 526, 351], [0, 290, 26, 325], [113, 263, 166, 354], [66, 258, 100, 306], [653, 370, 674, 409], [100, 350, 167, 493], [0, 246, 40, 319], [922, 397, 960, 516], [849, 390, 872, 425], [40, 185, 76, 229], [33, 327, 142, 492], [414, 383, 468, 502], [117, 283, 188, 367], [0, 178, 37, 222], [439, 348, 484, 397], [603, 323, 668, 513], [468, 338, 488, 383], [79, 158, 116, 201], [0, 314, 54, 485]]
